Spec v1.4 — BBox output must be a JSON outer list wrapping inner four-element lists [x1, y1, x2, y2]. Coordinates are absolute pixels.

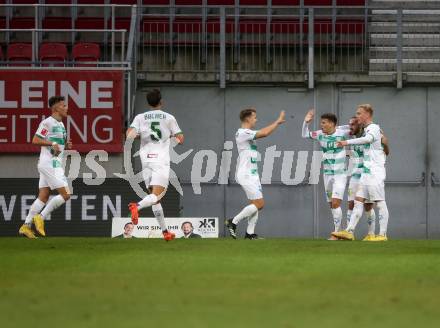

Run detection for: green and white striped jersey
[[302, 122, 350, 176], [35, 116, 67, 169], [349, 144, 364, 180]]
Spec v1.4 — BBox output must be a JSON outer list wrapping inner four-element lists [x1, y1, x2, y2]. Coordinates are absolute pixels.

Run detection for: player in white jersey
[[302, 109, 350, 240], [346, 116, 390, 241], [19, 96, 72, 238], [126, 89, 184, 241], [225, 108, 285, 240], [333, 104, 390, 241]]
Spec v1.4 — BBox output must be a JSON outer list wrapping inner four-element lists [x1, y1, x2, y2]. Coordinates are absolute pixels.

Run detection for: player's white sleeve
[[168, 116, 183, 136], [129, 115, 141, 133], [347, 134, 374, 145], [236, 129, 257, 142], [302, 121, 321, 139], [35, 121, 49, 139]]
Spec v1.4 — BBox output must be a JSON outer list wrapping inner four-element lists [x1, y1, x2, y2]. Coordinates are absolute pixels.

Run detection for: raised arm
[[302, 109, 320, 139], [302, 121, 311, 138], [255, 111, 285, 139]]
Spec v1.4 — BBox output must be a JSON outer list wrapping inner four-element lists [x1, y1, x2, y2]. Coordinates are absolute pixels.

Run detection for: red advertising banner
[[0, 70, 123, 153]]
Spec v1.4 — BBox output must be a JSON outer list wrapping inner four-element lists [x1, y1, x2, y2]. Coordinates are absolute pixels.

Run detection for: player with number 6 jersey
[[126, 89, 184, 241]]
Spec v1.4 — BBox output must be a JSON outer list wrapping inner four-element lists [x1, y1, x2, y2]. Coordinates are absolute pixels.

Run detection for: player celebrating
[[346, 117, 390, 240], [19, 96, 72, 238], [333, 104, 389, 241], [302, 109, 350, 240], [126, 89, 184, 241], [225, 108, 285, 240]]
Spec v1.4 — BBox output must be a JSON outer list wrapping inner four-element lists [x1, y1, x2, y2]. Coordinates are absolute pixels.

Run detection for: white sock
[[232, 204, 258, 225], [331, 207, 343, 232], [246, 210, 259, 235], [40, 195, 66, 219], [137, 194, 158, 210], [347, 200, 364, 232], [366, 209, 376, 235], [346, 209, 352, 229], [152, 203, 167, 232], [24, 198, 46, 225], [376, 201, 389, 236]]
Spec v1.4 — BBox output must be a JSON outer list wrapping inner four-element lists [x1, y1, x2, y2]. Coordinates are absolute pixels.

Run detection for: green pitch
[[1, 238, 440, 328]]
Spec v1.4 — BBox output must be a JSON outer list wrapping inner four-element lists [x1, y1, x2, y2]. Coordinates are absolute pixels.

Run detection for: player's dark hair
[[147, 89, 162, 107], [48, 96, 65, 108], [124, 222, 133, 229], [320, 113, 337, 125], [239, 108, 256, 122], [181, 221, 193, 229]]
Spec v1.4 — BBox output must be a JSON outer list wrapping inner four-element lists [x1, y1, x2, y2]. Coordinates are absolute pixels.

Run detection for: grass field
[[1, 238, 440, 328]]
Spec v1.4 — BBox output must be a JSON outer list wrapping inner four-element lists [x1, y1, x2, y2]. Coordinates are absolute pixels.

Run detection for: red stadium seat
[[7, 43, 32, 66], [44, 1, 72, 4], [72, 43, 101, 66], [239, 0, 267, 5], [0, 16, 6, 29], [304, 0, 332, 5], [113, 17, 131, 30], [77, 0, 105, 3], [10, 17, 35, 29], [76, 17, 105, 29], [39, 43, 68, 66], [143, 0, 170, 4], [272, 1, 300, 5], [337, 0, 365, 5], [43, 17, 73, 29], [175, 0, 202, 4], [207, 0, 234, 4], [10, 1, 38, 4], [110, 0, 137, 4]]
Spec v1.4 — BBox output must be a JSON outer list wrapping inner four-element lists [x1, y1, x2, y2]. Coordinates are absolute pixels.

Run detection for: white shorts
[[141, 162, 170, 188], [348, 178, 374, 203], [356, 181, 385, 202], [324, 174, 347, 202], [38, 166, 68, 190], [237, 175, 263, 200]]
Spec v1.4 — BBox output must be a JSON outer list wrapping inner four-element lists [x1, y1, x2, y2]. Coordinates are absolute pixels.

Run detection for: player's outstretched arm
[[336, 134, 374, 147], [255, 111, 285, 139]]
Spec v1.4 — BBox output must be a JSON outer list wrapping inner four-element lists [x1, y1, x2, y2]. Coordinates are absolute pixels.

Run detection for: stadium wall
[[135, 83, 440, 239]]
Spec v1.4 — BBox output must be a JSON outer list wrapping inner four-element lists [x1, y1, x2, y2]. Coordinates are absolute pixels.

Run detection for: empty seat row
[[0, 42, 101, 66], [142, 17, 364, 34], [3, 1, 365, 4]]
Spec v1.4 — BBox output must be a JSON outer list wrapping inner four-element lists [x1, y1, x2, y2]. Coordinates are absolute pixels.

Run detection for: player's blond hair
[[357, 104, 373, 116]]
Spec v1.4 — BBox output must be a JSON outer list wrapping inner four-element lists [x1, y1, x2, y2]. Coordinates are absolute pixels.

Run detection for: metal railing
[[139, 2, 368, 88]]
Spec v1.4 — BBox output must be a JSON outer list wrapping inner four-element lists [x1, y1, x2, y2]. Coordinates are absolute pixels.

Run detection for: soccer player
[[19, 96, 72, 238], [346, 117, 390, 241], [333, 104, 389, 241], [302, 109, 350, 240], [126, 89, 184, 241], [225, 108, 285, 240]]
